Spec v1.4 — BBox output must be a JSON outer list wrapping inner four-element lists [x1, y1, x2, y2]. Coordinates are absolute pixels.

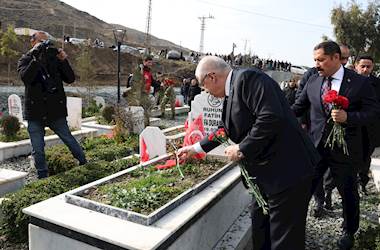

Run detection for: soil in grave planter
[[82, 158, 224, 215]]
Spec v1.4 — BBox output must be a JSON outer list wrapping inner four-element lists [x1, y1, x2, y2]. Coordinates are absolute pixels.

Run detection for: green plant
[[354, 219, 380, 250], [0, 157, 139, 243], [101, 105, 115, 124], [45, 145, 77, 176], [83, 99, 102, 118], [0, 115, 20, 139]]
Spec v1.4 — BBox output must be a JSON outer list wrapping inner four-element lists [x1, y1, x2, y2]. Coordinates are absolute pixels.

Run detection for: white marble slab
[[0, 169, 27, 197], [370, 158, 380, 192]]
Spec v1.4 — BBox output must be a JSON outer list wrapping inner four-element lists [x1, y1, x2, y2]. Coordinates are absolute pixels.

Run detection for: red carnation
[[335, 96, 349, 109], [323, 90, 338, 104], [208, 133, 214, 141]]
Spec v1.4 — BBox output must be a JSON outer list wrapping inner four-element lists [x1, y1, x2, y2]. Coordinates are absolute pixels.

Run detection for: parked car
[[290, 65, 309, 75], [113, 45, 140, 56], [69, 38, 87, 45], [166, 50, 181, 60]]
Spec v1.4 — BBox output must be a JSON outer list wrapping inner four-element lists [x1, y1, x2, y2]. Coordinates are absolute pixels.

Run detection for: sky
[[61, 0, 369, 67]]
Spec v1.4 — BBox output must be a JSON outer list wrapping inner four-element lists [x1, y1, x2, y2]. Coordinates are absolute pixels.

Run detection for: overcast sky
[[61, 0, 369, 66]]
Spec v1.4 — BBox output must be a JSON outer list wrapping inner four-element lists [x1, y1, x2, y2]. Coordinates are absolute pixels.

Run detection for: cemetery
[[0, 91, 379, 250]]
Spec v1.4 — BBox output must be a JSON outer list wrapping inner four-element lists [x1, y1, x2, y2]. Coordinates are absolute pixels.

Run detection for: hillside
[[0, 0, 184, 50], [0, 0, 196, 85]]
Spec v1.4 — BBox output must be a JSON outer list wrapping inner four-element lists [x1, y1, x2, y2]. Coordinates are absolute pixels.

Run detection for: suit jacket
[[292, 68, 380, 161], [362, 75, 380, 151], [200, 68, 319, 195]]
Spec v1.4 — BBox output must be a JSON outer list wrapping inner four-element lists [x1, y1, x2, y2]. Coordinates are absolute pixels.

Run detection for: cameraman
[[17, 31, 87, 179]]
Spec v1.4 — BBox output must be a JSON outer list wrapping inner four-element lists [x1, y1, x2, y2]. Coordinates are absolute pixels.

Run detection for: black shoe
[[337, 232, 354, 250], [313, 206, 324, 218], [324, 191, 333, 210]]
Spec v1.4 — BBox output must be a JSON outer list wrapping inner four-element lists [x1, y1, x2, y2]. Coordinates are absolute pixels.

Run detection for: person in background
[[160, 78, 176, 119], [187, 78, 202, 108], [181, 78, 190, 105], [17, 31, 87, 179], [355, 55, 380, 194], [283, 79, 298, 106], [141, 55, 154, 94]]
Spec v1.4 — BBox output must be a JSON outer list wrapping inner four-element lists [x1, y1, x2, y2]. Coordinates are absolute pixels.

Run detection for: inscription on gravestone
[[190, 92, 224, 135]]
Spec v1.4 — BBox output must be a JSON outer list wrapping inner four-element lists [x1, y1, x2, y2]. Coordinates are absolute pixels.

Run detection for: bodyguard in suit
[[179, 56, 320, 250], [354, 55, 380, 193], [292, 41, 380, 249]]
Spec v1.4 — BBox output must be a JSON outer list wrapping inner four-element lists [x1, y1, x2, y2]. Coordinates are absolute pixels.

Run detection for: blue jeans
[[27, 117, 87, 178]]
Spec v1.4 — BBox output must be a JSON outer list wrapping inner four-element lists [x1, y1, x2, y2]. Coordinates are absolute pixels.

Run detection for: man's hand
[[177, 145, 196, 161], [225, 144, 244, 162], [331, 109, 347, 123], [57, 49, 68, 61]]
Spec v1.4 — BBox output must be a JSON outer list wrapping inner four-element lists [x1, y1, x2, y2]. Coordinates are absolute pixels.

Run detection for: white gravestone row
[[139, 126, 166, 161], [189, 91, 224, 135], [66, 97, 82, 130], [8, 94, 23, 122]]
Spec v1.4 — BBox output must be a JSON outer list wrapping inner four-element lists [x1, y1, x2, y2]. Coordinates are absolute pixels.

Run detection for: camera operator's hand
[[57, 49, 67, 61], [29, 42, 44, 58]]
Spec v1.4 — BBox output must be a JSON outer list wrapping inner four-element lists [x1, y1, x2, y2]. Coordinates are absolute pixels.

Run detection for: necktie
[[321, 76, 333, 115]]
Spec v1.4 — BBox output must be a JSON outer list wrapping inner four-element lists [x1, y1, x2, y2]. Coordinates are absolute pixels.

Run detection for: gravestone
[[8, 94, 23, 122], [189, 92, 224, 135], [140, 126, 166, 160], [125, 106, 145, 134], [175, 95, 184, 107], [66, 97, 82, 130], [94, 96, 105, 110]]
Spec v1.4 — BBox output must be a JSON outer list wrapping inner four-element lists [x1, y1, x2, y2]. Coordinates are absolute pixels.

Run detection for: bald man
[[179, 56, 319, 250], [17, 31, 86, 179]]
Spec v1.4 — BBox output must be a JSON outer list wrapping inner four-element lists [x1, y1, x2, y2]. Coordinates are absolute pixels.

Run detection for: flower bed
[[66, 156, 235, 225]]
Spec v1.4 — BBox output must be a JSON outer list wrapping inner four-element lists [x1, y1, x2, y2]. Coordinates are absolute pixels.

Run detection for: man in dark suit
[[179, 56, 320, 250], [292, 41, 380, 249], [296, 44, 352, 214], [355, 55, 380, 193]]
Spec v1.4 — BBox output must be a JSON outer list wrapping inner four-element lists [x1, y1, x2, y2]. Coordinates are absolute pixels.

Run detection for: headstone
[[8, 94, 23, 122], [125, 106, 145, 134], [140, 126, 166, 160], [189, 91, 224, 135], [175, 95, 184, 107], [94, 96, 105, 110], [66, 97, 82, 130]]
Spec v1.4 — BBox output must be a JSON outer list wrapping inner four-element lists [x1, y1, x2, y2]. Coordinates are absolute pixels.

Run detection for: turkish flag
[[183, 114, 206, 159], [140, 138, 150, 163]]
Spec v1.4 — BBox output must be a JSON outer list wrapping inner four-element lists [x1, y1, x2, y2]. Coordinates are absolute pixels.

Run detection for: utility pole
[[198, 14, 214, 54], [144, 0, 152, 54]]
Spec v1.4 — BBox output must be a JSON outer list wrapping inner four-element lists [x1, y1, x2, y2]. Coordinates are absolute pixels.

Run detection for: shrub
[[45, 145, 78, 176], [0, 157, 139, 243], [101, 105, 115, 124], [355, 219, 380, 250], [0, 115, 20, 139], [83, 99, 102, 118]]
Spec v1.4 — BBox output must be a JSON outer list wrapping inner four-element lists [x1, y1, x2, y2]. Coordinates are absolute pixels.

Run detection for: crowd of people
[[17, 30, 379, 250]]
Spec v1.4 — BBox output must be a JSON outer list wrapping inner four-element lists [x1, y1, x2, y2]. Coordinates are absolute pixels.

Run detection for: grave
[[140, 127, 166, 161], [93, 96, 105, 110], [66, 97, 82, 130], [0, 169, 28, 197], [7, 94, 23, 122], [126, 106, 145, 134], [23, 155, 250, 250]]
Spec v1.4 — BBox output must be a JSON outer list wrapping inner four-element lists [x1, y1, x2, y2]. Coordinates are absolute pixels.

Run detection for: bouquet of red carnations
[[208, 128, 268, 215], [323, 90, 349, 155]]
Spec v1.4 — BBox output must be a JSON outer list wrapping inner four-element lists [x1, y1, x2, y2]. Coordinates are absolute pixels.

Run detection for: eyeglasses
[[199, 72, 214, 86]]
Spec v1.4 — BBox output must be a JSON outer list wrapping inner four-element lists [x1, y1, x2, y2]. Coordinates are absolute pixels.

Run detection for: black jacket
[[200, 68, 319, 195], [17, 52, 75, 122], [187, 84, 201, 105]]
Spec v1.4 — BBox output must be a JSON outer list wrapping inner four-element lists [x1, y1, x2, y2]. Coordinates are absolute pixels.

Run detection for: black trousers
[[311, 144, 360, 234], [251, 177, 312, 250], [358, 146, 375, 188], [313, 168, 335, 206]]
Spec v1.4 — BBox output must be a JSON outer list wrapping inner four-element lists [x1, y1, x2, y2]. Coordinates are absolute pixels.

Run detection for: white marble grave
[[8, 94, 23, 122], [0, 169, 27, 196], [140, 126, 166, 160], [93, 96, 105, 110], [125, 106, 145, 134], [66, 97, 82, 130], [189, 91, 224, 135]]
